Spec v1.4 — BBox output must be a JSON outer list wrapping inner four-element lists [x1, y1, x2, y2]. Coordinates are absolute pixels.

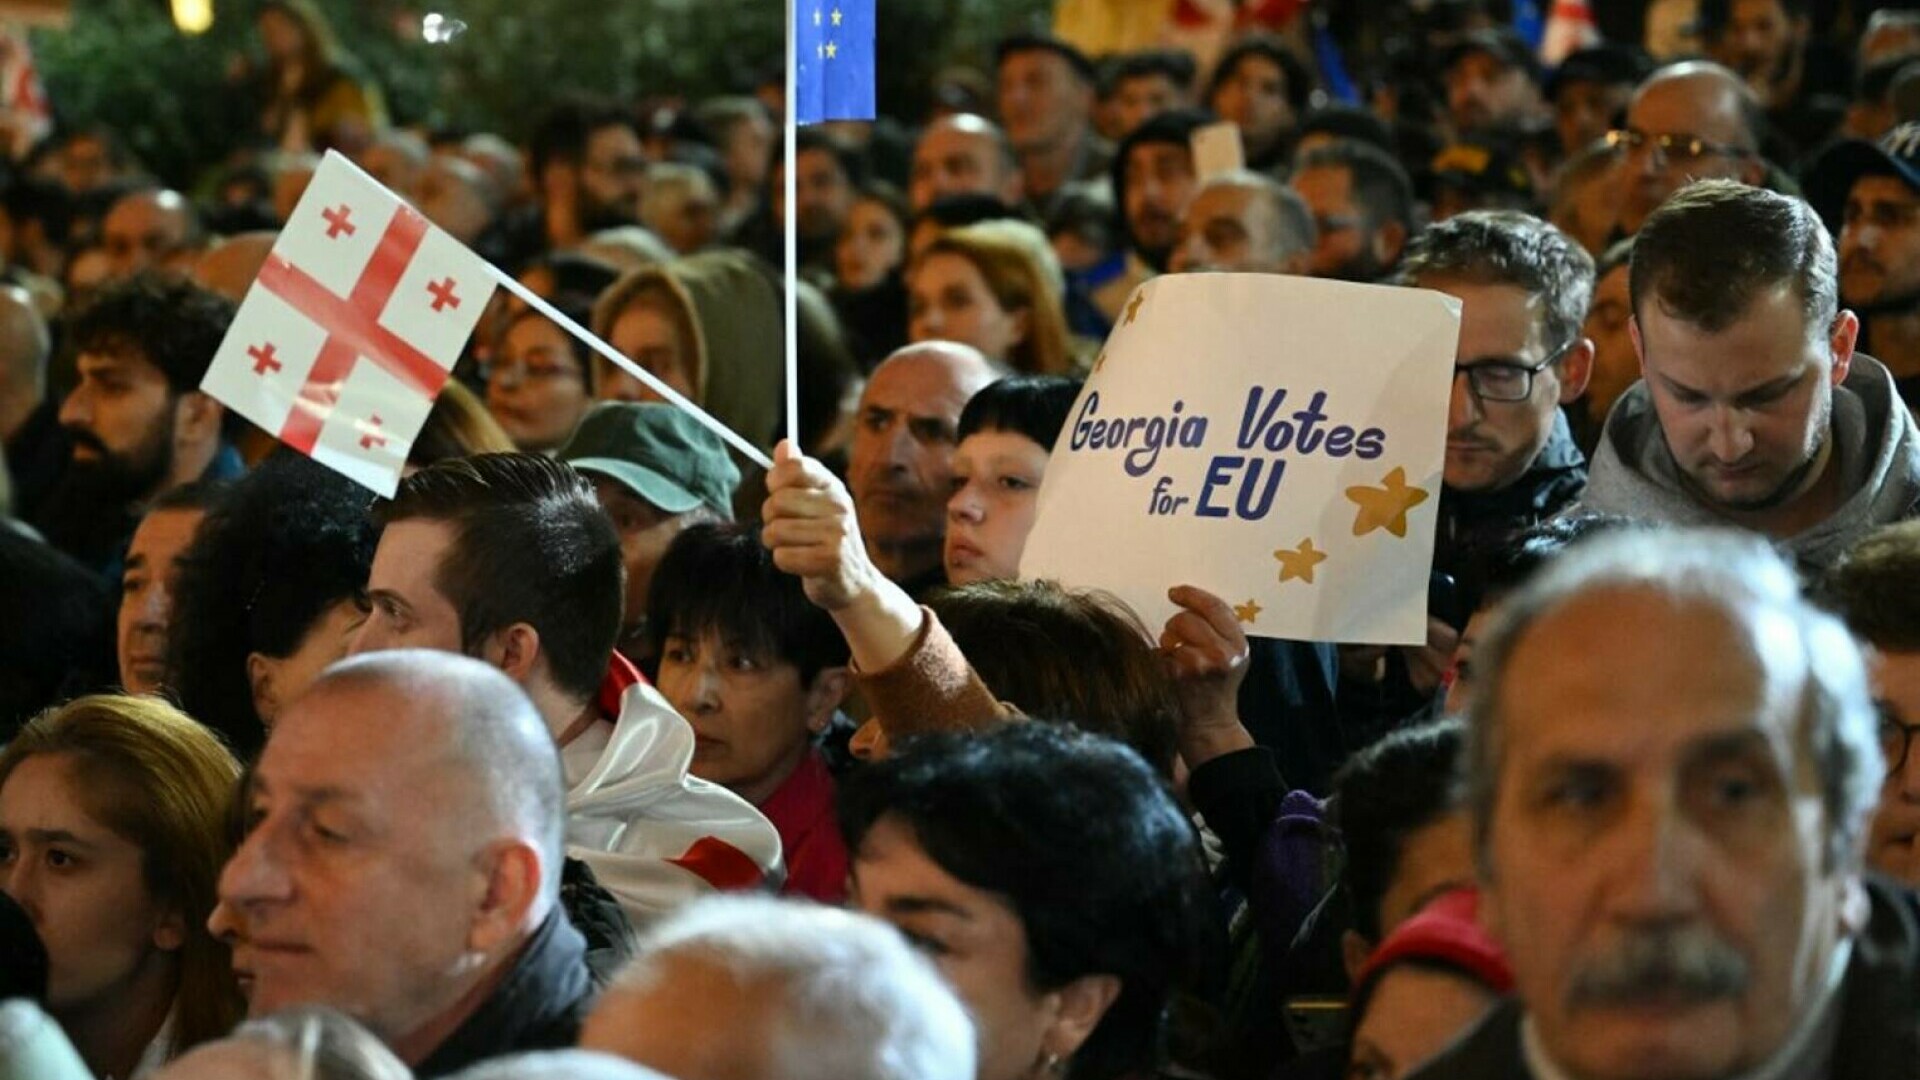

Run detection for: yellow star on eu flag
[[1234, 599, 1263, 624], [825, 41, 838, 59], [1274, 538, 1327, 585], [813, 8, 821, 25], [832, 6, 843, 25], [1124, 290, 1146, 325], [1345, 467, 1430, 538]]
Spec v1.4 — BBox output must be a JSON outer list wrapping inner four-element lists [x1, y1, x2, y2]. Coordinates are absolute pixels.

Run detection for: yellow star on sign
[[825, 41, 838, 59], [1274, 538, 1327, 585], [832, 6, 843, 25], [1345, 467, 1430, 538], [1234, 599, 1263, 624], [1124, 290, 1146, 325]]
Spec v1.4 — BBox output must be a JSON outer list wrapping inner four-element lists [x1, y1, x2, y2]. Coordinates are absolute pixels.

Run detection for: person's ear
[[173, 391, 223, 447], [1829, 309, 1859, 386], [1040, 973, 1123, 1063], [804, 667, 852, 734], [1341, 929, 1375, 985], [1375, 220, 1408, 266], [247, 651, 279, 726], [153, 906, 187, 953], [486, 623, 544, 684], [469, 839, 542, 953], [1556, 337, 1595, 404]]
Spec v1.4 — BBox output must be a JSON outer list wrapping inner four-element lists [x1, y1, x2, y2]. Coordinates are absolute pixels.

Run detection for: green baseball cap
[[559, 402, 739, 519]]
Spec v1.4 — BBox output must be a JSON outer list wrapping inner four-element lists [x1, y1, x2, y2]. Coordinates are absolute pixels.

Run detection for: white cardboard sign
[[1020, 274, 1460, 645]]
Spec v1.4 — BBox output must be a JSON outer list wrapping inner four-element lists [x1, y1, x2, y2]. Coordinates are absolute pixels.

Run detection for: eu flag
[[795, 0, 876, 124]]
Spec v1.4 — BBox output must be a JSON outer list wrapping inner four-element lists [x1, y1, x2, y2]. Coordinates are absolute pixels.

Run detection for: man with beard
[[1584, 181, 1920, 572], [1109, 109, 1207, 288], [1290, 141, 1415, 283], [847, 342, 999, 594], [29, 274, 241, 578], [1407, 530, 1916, 1080], [1804, 121, 1920, 411], [1699, 0, 1851, 160], [781, 130, 860, 277], [504, 98, 647, 268]]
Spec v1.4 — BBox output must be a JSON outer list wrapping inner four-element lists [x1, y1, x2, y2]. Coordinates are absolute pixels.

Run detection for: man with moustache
[[1585, 181, 1920, 572], [848, 342, 1000, 595], [1408, 530, 1917, 1080], [1608, 62, 1768, 241], [1804, 120, 1920, 411], [29, 274, 241, 578]]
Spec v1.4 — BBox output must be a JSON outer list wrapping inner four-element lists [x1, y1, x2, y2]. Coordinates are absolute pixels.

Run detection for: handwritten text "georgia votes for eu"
[[1068, 386, 1387, 520]]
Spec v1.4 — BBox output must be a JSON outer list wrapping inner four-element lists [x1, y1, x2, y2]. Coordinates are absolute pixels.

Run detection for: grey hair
[[1463, 529, 1883, 878], [450, 1050, 675, 1080], [608, 895, 976, 1080], [315, 650, 568, 905], [1396, 209, 1597, 351], [1193, 169, 1317, 265], [228, 1006, 412, 1080]]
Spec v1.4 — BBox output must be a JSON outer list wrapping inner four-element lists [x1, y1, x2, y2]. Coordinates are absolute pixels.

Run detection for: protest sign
[[1019, 274, 1460, 645]]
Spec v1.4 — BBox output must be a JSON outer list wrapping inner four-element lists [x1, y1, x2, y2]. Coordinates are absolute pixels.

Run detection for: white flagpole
[[783, 0, 801, 454]]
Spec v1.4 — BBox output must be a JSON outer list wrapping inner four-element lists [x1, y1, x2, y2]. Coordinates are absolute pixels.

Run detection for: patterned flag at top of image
[[200, 151, 496, 498], [795, 0, 876, 124]]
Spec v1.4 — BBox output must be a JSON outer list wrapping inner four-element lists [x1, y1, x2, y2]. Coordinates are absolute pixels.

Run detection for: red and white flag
[[1540, 0, 1600, 65], [202, 151, 496, 497]]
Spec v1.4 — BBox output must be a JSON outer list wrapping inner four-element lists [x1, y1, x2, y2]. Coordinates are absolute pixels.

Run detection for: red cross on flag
[[201, 151, 497, 496]]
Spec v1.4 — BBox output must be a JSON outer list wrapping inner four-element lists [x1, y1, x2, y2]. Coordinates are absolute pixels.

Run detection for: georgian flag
[[201, 151, 496, 496]]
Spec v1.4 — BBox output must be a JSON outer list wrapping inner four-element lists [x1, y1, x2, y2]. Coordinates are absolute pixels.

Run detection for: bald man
[[1171, 170, 1316, 274], [100, 189, 200, 280], [1613, 61, 1769, 236], [847, 342, 1001, 591], [909, 113, 1024, 212], [191, 232, 277, 304], [0, 284, 50, 515], [210, 651, 593, 1078]]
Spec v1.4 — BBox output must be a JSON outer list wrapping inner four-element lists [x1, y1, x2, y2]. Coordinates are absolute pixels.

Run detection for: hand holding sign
[[1161, 585, 1255, 768], [1020, 274, 1461, 645]]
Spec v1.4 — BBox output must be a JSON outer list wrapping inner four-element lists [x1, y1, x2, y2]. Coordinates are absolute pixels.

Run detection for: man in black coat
[[1409, 529, 1919, 1080], [209, 651, 594, 1078]]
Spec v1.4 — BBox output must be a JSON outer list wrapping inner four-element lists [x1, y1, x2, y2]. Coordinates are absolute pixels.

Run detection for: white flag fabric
[[201, 151, 497, 497], [1019, 274, 1460, 645]]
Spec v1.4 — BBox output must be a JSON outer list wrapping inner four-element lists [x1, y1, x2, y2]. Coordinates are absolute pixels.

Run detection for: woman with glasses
[[486, 302, 595, 454]]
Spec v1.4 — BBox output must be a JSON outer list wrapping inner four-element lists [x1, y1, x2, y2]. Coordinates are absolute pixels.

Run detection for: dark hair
[[794, 128, 868, 189], [1297, 141, 1415, 232], [1818, 520, 1920, 651], [166, 453, 378, 759], [645, 523, 850, 684], [1113, 48, 1199, 94], [1111, 108, 1214, 267], [1396, 210, 1596, 355], [995, 33, 1097, 85], [1696, 0, 1808, 41], [916, 193, 1026, 232], [1594, 234, 1634, 279], [529, 97, 642, 180], [1207, 34, 1314, 113], [851, 179, 912, 236], [957, 374, 1081, 447], [928, 580, 1180, 778], [148, 477, 230, 516], [1332, 719, 1465, 942], [0, 529, 114, 736], [65, 272, 235, 394], [376, 453, 622, 703], [408, 381, 517, 468], [839, 723, 1220, 1080], [1629, 179, 1836, 334], [1455, 513, 1641, 616], [1297, 106, 1395, 156]]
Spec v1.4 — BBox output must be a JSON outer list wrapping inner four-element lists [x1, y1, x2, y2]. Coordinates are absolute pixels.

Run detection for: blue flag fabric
[[795, 0, 876, 124]]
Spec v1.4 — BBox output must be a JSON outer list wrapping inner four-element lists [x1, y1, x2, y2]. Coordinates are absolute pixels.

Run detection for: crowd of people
[[1, 1, 1919, 1079]]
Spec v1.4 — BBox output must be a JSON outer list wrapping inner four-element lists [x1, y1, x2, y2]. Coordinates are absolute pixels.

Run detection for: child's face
[[656, 629, 823, 806]]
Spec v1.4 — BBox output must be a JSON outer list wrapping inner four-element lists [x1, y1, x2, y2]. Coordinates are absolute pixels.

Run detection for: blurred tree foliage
[[30, 0, 1050, 188]]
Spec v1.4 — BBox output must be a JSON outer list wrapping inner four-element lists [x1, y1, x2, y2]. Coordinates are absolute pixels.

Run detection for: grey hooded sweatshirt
[[1584, 354, 1920, 571]]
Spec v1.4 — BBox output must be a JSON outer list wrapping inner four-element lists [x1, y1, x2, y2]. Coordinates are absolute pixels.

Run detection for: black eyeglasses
[[1881, 715, 1920, 774], [1604, 128, 1754, 169], [1453, 339, 1575, 403]]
